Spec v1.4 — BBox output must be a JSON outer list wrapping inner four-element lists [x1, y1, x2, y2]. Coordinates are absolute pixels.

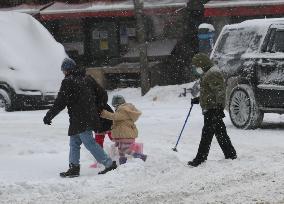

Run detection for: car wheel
[[0, 88, 14, 112], [229, 84, 263, 129]]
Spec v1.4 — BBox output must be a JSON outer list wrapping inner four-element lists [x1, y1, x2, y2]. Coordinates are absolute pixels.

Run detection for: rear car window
[[215, 28, 262, 56], [271, 30, 284, 53]]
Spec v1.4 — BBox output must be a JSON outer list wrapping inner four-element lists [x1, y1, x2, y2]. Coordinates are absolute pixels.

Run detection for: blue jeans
[[69, 130, 113, 168]]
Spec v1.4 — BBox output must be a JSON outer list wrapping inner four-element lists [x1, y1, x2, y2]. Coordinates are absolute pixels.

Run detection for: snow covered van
[[211, 18, 284, 129], [0, 12, 66, 111]]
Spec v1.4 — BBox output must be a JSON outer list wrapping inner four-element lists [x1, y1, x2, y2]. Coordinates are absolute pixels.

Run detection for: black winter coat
[[45, 70, 103, 136], [87, 75, 113, 132]]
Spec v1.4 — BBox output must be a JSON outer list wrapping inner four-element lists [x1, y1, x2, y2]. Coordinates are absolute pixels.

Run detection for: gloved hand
[[43, 116, 52, 125], [191, 97, 200, 104]]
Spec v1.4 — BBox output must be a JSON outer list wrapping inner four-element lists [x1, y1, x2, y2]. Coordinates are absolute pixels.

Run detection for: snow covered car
[[211, 18, 284, 129], [0, 12, 66, 111]]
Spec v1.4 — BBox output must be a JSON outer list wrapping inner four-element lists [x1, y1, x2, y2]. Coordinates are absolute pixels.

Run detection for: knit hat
[[112, 95, 126, 107], [61, 58, 76, 71], [191, 53, 214, 72]]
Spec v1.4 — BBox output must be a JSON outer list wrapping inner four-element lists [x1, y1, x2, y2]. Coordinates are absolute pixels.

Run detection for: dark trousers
[[194, 110, 237, 162]]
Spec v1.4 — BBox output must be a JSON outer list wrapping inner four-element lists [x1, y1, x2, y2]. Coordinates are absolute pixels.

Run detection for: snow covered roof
[[0, 4, 48, 15], [198, 23, 215, 31], [226, 18, 284, 29], [206, 0, 284, 8], [40, 0, 187, 20], [205, 0, 284, 17]]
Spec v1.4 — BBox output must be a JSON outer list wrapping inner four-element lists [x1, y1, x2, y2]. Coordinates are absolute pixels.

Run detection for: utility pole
[[183, 0, 207, 81], [133, 0, 150, 96]]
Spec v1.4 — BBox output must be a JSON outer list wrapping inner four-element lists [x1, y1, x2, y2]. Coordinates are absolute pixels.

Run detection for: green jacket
[[200, 66, 226, 110]]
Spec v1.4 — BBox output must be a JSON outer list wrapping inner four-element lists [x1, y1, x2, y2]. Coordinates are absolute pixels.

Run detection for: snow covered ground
[[1, 83, 284, 204]]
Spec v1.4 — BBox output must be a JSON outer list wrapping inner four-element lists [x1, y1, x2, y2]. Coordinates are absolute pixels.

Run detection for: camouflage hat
[[191, 53, 214, 72], [111, 95, 126, 107]]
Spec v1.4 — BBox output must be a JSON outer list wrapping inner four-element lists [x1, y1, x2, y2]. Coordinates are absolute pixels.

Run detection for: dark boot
[[98, 161, 117, 175], [187, 159, 204, 167], [119, 157, 127, 165], [225, 154, 237, 160], [133, 153, 147, 162], [60, 164, 80, 178]]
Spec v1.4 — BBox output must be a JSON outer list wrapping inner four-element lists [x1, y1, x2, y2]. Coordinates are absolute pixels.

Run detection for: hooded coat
[[200, 66, 226, 110], [101, 103, 142, 139], [44, 69, 102, 136], [192, 53, 226, 110]]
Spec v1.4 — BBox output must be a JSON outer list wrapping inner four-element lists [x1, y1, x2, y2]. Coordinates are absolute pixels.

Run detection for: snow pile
[[1, 83, 284, 203], [0, 11, 66, 94]]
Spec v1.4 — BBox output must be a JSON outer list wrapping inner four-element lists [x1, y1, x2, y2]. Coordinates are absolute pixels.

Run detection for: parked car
[[0, 11, 66, 111], [211, 18, 284, 129]]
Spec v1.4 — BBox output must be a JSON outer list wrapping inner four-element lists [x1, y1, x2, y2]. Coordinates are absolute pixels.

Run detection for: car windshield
[[215, 28, 262, 56]]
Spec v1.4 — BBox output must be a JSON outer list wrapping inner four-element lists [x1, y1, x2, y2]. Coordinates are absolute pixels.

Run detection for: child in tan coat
[[101, 95, 147, 165]]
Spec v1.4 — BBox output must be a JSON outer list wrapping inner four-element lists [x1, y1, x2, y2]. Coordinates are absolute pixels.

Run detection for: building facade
[[1, 0, 213, 86]]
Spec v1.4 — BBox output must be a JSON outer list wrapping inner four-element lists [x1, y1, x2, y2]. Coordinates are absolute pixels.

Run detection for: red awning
[[40, 0, 187, 21], [205, 0, 284, 17]]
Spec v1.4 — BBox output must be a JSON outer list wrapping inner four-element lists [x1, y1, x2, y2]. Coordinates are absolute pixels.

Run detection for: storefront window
[[57, 19, 85, 61]]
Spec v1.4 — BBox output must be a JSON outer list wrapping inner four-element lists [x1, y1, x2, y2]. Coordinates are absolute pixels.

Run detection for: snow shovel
[[172, 104, 194, 152]]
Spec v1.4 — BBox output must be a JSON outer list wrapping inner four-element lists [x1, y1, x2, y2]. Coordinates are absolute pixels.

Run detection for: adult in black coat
[[88, 75, 113, 133], [85, 73, 114, 148], [43, 58, 117, 177]]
